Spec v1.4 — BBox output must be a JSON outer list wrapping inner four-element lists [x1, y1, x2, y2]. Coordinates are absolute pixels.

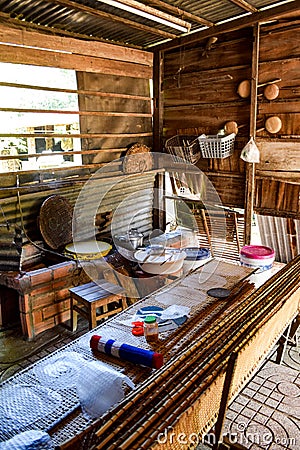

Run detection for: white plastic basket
[[165, 135, 201, 164], [198, 133, 235, 159]]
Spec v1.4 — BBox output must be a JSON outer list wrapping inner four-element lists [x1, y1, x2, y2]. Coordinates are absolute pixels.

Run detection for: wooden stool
[[69, 280, 127, 331]]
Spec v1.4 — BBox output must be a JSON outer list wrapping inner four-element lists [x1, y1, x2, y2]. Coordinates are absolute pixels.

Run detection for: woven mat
[[39, 195, 73, 250]]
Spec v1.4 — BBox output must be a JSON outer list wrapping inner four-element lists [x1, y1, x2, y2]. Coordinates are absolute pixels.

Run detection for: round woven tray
[[123, 143, 153, 174], [64, 240, 112, 260], [39, 195, 73, 250]]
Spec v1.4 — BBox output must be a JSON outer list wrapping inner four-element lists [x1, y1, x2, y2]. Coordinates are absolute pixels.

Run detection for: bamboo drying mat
[[1, 257, 297, 450]]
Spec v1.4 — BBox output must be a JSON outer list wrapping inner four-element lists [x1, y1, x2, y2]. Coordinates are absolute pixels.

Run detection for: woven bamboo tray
[[39, 195, 73, 250]]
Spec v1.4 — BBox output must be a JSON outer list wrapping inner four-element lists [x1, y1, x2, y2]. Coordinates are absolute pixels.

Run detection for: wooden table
[[0, 257, 299, 450]]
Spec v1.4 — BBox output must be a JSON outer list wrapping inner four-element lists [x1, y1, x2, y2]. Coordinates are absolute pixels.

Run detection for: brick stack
[[17, 261, 90, 340]]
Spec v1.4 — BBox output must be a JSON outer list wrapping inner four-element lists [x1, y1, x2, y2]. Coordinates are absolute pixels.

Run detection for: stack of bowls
[[182, 247, 211, 273]]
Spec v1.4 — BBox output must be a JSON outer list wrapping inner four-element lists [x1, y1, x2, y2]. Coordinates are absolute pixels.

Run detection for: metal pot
[[128, 228, 144, 249], [114, 229, 144, 260]]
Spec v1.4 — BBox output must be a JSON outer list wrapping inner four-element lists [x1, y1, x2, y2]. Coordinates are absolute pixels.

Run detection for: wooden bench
[[69, 280, 127, 331]]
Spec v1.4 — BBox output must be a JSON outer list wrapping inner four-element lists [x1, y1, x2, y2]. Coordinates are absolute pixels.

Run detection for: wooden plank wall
[[76, 72, 152, 164], [255, 21, 300, 218], [161, 19, 300, 218], [162, 28, 252, 209], [0, 23, 155, 239]]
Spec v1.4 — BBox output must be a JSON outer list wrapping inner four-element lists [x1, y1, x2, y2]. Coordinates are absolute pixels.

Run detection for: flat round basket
[[123, 143, 153, 174], [65, 240, 112, 260], [39, 195, 73, 250]]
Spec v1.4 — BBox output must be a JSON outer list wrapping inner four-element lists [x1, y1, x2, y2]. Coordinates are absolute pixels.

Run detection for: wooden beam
[[0, 132, 152, 139], [146, 0, 214, 27], [256, 171, 300, 183], [287, 218, 297, 259], [0, 149, 127, 161], [228, 0, 258, 13], [0, 12, 139, 50], [256, 141, 300, 171], [42, 0, 177, 39], [0, 108, 152, 118], [153, 50, 164, 152], [99, 0, 192, 31], [0, 81, 152, 100], [244, 23, 260, 245], [259, 101, 300, 114], [0, 43, 152, 78], [0, 22, 153, 67], [154, 1, 300, 52], [254, 207, 300, 219]]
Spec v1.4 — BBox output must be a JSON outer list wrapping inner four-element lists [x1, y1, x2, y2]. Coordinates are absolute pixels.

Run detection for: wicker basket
[[198, 133, 235, 159], [165, 135, 201, 164]]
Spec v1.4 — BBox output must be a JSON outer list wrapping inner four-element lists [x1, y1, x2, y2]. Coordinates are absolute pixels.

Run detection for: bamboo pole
[[0, 132, 152, 139], [104, 270, 300, 449], [0, 81, 151, 101], [0, 107, 151, 117], [244, 22, 260, 245], [55, 258, 300, 449], [90, 257, 300, 449]]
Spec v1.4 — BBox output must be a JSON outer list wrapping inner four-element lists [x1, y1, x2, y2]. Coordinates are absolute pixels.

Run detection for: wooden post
[[213, 352, 238, 450], [244, 23, 260, 245], [152, 49, 164, 153], [153, 50, 166, 231], [287, 218, 297, 259]]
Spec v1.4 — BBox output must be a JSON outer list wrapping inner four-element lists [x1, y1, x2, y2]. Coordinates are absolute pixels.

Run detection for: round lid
[[184, 247, 210, 261], [264, 83, 280, 100], [265, 116, 282, 134], [144, 315, 157, 324], [240, 245, 275, 260], [237, 79, 251, 98], [224, 121, 239, 135]]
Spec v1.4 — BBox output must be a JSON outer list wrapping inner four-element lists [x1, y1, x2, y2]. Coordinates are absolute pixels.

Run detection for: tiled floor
[[222, 332, 300, 450], [196, 330, 300, 450], [224, 361, 300, 449]]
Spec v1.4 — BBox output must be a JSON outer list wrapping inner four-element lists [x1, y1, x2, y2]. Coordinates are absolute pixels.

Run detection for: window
[[0, 63, 81, 172]]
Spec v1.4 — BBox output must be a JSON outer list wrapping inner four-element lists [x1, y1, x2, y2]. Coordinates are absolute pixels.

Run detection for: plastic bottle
[[144, 315, 159, 343]]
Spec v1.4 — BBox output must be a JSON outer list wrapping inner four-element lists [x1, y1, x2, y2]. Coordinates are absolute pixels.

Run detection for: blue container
[[184, 247, 211, 261]]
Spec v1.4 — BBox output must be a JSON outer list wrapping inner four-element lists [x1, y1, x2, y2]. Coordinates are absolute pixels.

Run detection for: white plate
[[134, 249, 186, 274], [134, 249, 183, 264]]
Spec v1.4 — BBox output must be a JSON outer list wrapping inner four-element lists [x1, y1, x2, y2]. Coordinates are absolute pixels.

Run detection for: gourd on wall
[[160, 19, 300, 219]]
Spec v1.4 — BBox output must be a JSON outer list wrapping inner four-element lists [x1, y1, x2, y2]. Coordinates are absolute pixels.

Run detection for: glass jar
[[144, 315, 159, 343]]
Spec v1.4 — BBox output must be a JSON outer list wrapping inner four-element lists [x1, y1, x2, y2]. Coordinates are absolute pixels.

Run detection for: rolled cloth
[[90, 335, 163, 369]]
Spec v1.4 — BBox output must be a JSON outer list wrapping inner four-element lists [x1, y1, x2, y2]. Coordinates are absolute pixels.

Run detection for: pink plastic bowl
[[240, 245, 275, 272], [240, 245, 275, 260]]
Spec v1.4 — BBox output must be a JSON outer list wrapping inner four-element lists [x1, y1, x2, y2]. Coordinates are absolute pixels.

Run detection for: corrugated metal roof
[[0, 0, 297, 49]]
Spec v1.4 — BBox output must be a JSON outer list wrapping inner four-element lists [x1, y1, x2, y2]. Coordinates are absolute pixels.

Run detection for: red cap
[[90, 334, 101, 350], [152, 352, 164, 369]]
